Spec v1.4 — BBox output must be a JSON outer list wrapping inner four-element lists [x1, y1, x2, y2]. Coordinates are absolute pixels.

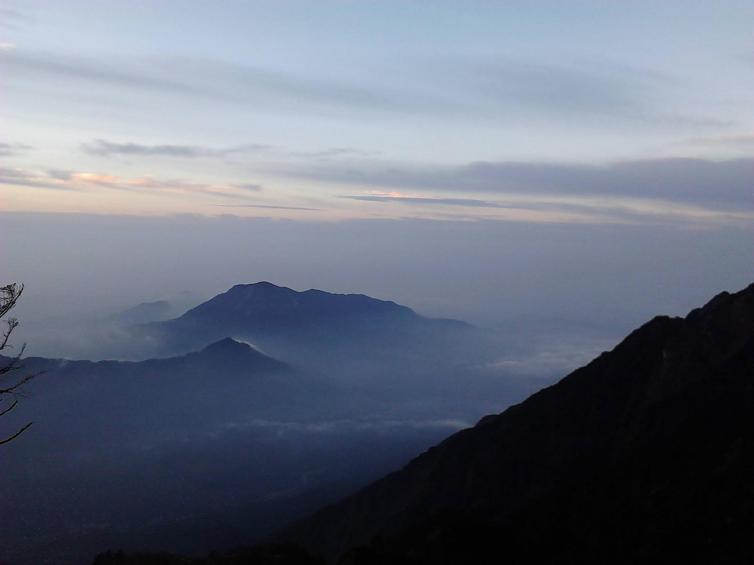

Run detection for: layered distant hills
[[134, 282, 474, 367], [279, 282, 754, 564], [6, 284, 526, 565]]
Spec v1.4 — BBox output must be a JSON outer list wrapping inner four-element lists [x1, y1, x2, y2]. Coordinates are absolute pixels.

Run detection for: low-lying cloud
[[286, 156, 754, 214]]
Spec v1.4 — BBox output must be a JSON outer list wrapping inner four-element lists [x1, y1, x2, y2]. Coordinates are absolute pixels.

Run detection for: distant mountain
[[137, 282, 473, 363], [282, 282, 754, 563], [0, 339, 326, 565], [143, 336, 289, 374], [112, 300, 174, 325], [22, 336, 290, 383], [180, 282, 420, 330], [8, 337, 297, 455], [5, 335, 461, 565]]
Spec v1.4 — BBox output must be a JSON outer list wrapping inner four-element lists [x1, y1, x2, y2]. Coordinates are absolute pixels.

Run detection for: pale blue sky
[[1, 1, 754, 223]]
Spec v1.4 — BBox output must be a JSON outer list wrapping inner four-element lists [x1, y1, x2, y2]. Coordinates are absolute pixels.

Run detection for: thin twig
[[0, 421, 32, 446]]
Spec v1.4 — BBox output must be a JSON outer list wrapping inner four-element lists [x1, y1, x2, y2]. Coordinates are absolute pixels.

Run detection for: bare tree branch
[[0, 343, 26, 377], [0, 422, 33, 446], [0, 318, 19, 351], [0, 373, 35, 396], [1, 282, 33, 446], [0, 399, 18, 417], [0, 284, 23, 319]]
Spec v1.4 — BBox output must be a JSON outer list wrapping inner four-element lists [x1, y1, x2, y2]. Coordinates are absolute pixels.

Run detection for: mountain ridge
[[282, 281, 754, 563], [173, 282, 458, 330], [19, 336, 289, 374], [137, 282, 473, 361]]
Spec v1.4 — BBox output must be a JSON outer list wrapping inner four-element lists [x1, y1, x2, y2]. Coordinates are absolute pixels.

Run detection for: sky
[[1, 0, 753, 225], [1, 1, 754, 356]]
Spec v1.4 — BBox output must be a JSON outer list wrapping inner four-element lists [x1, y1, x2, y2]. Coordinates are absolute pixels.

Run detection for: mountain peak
[[176, 282, 420, 332], [187, 337, 289, 373], [229, 281, 292, 293], [200, 337, 255, 355]]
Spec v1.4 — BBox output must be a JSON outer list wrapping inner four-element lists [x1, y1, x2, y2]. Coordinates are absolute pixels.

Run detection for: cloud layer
[[289, 156, 754, 212], [0, 166, 262, 199]]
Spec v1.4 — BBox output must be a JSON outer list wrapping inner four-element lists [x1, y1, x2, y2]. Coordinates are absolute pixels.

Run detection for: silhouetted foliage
[[0, 283, 34, 446]]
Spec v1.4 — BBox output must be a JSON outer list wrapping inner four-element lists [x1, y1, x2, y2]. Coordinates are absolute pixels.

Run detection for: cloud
[[0, 142, 32, 157], [1, 48, 724, 127], [214, 417, 470, 438], [216, 204, 319, 211], [0, 167, 76, 191], [341, 194, 512, 209], [0, 166, 263, 199], [285, 157, 754, 211], [1, 49, 447, 117], [688, 133, 754, 147], [411, 55, 726, 127], [234, 183, 263, 192], [1, 49, 197, 95], [82, 139, 270, 158], [0, 7, 27, 29], [338, 188, 754, 227], [290, 147, 380, 159], [83, 138, 376, 165]]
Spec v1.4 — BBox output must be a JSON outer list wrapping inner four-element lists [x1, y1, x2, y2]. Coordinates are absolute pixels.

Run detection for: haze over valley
[[2, 2, 754, 564]]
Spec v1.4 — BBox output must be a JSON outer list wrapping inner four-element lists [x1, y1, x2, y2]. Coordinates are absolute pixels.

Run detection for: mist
[[4, 211, 753, 360], [4, 210, 751, 563]]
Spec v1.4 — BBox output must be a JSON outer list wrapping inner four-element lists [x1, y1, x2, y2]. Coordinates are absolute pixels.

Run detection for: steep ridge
[[284, 283, 754, 564]]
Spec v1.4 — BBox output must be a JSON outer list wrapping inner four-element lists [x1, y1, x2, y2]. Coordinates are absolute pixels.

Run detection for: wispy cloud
[[212, 417, 470, 438], [0, 166, 263, 199], [0, 142, 32, 157], [1, 50, 197, 95], [438, 57, 693, 125], [285, 157, 754, 212], [0, 7, 28, 29], [216, 203, 319, 211], [0, 167, 76, 191], [235, 183, 263, 192], [82, 139, 270, 158], [687, 133, 754, 147], [81, 138, 376, 164], [1, 49, 447, 117], [289, 147, 380, 159], [1, 48, 725, 127], [341, 194, 512, 209], [338, 188, 754, 227]]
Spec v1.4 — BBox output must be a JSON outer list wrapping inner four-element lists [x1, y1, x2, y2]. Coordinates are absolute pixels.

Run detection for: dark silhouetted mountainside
[[92, 543, 324, 565], [281, 282, 754, 564]]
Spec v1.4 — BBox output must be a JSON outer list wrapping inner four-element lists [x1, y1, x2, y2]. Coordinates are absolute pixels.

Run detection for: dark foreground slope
[[283, 283, 754, 564], [92, 544, 324, 565]]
